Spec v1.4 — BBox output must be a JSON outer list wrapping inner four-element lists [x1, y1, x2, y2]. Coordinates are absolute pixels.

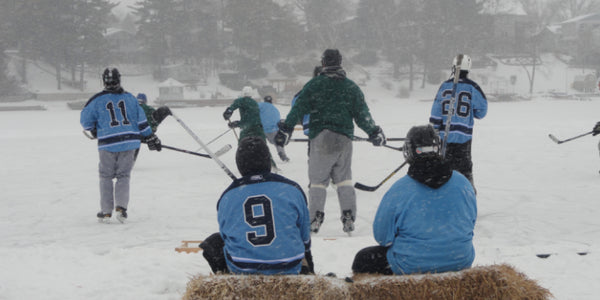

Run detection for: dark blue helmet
[[102, 68, 121, 91]]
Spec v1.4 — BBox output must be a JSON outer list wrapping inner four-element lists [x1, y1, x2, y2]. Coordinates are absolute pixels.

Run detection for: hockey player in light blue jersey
[[352, 125, 477, 275], [429, 54, 487, 187], [80, 68, 162, 223], [201, 137, 314, 275], [259, 95, 289, 162]]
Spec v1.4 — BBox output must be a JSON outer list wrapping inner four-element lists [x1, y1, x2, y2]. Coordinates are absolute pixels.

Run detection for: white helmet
[[241, 86, 253, 97], [452, 54, 472, 72]]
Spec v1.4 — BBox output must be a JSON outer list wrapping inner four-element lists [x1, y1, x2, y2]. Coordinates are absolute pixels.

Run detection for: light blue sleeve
[[80, 102, 97, 131], [472, 88, 488, 119], [373, 183, 404, 247]]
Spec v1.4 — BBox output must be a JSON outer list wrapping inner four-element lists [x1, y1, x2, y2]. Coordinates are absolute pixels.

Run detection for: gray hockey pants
[[98, 149, 136, 213], [307, 130, 356, 222]]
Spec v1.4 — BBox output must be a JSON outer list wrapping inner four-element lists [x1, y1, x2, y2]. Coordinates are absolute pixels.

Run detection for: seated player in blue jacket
[[200, 136, 314, 275], [352, 125, 477, 275]]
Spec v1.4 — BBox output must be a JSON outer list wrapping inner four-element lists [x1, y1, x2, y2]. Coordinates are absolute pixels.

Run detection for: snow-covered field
[[1, 93, 600, 299], [2, 52, 600, 299]]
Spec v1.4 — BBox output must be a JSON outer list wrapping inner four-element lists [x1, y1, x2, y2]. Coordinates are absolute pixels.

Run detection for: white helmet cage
[[452, 54, 472, 73]]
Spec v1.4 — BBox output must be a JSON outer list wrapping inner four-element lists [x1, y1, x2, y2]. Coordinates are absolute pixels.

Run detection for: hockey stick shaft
[[354, 161, 408, 192], [441, 54, 463, 159], [162, 144, 232, 158], [195, 128, 233, 152], [172, 112, 237, 180], [290, 137, 405, 142], [548, 131, 593, 144], [162, 145, 210, 158]]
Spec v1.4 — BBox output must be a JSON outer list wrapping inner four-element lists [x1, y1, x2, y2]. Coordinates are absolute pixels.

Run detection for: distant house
[[104, 27, 142, 63], [480, 0, 536, 54], [158, 78, 185, 101], [552, 13, 600, 66]]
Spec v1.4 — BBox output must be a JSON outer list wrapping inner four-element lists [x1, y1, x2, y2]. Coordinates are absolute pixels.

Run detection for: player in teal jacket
[[200, 137, 313, 275], [80, 68, 161, 223], [352, 125, 476, 275]]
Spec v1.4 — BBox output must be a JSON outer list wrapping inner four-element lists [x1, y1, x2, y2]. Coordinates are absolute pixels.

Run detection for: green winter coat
[[227, 96, 266, 140], [283, 68, 379, 139], [140, 103, 158, 132]]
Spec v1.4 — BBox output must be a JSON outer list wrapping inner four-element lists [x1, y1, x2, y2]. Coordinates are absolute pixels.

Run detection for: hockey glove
[[90, 128, 97, 139], [223, 108, 233, 121], [228, 121, 240, 129], [368, 126, 386, 146], [300, 249, 315, 275], [593, 122, 600, 136], [143, 134, 162, 151], [275, 121, 293, 147], [152, 106, 172, 124]]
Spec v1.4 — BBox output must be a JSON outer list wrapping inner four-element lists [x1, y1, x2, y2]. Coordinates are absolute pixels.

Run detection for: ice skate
[[310, 211, 324, 233], [116, 206, 128, 223], [341, 210, 355, 235], [97, 211, 111, 224]]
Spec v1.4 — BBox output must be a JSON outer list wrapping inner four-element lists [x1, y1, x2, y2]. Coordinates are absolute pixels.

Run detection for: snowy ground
[[1, 92, 600, 299]]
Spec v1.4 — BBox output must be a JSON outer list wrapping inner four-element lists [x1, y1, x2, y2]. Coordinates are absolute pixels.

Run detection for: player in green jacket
[[275, 49, 386, 234]]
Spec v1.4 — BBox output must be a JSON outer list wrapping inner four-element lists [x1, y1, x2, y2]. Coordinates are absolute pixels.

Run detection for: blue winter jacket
[[373, 171, 477, 275], [80, 90, 153, 152], [429, 74, 487, 144], [258, 102, 281, 134], [217, 173, 311, 275]]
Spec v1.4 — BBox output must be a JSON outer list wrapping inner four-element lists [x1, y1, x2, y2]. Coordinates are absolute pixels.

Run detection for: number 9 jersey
[[216, 173, 311, 275]]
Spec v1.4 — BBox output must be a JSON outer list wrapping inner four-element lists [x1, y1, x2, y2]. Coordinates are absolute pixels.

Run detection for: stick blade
[[214, 144, 232, 157], [354, 182, 379, 192], [548, 134, 561, 144]]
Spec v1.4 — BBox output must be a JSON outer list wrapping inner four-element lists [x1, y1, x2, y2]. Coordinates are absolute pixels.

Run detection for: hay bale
[[183, 264, 551, 300], [183, 274, 349, 300], [350, 264, 552, 300]]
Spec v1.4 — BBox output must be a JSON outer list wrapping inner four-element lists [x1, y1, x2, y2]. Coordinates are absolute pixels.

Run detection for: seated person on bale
[[201, 137, 314, 275], [352, 125, 477, 275]]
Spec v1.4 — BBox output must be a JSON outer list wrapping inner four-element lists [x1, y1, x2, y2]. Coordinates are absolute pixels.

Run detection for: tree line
[[1, 0, 599, 95]]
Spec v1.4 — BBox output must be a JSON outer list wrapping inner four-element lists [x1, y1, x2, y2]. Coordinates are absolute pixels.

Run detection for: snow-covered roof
[[559, 13, 600, 25], [480, 0, 527, 16], [158, 78, 185, 87]]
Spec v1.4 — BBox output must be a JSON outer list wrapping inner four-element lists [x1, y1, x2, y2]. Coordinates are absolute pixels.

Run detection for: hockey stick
[[354, 161, 408, 192], [228, 121, 240, 141], [82, 130, 95, 140], [290, 137, 404, 151], [172, 112, 237, 180], [162, 144, 232, 158], [441, 54, 463, 159], [548, 131, 593, 144], [194, 128, 233, 152]]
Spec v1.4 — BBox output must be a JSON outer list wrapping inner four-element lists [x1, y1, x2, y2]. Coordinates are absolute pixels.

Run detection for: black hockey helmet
[[321, 49, 342, 67], [403, 125, 441, 163], [264, 95, 272, 103], [236, 136, 272, 176], [102, 68, 121, 91]]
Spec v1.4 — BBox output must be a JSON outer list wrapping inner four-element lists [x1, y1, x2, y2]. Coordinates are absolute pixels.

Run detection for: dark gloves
[[300, 249, 315, 275], [90, 128, 97, 139], [228, 121, 240, 129], [275, 121, 294, 147], [143, 134, 162, 151], [368, 126, 386, 146], [593, 122, 600, 136], [152, 106, 172, 124], [223, 108, 233, 120]]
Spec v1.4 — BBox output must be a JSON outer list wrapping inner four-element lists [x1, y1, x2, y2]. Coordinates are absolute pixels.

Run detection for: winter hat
[[321, 49, 342, 67], [236, 137, 272, 176], [241, 86, 253, 97], [137, 93, 147, 104]]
